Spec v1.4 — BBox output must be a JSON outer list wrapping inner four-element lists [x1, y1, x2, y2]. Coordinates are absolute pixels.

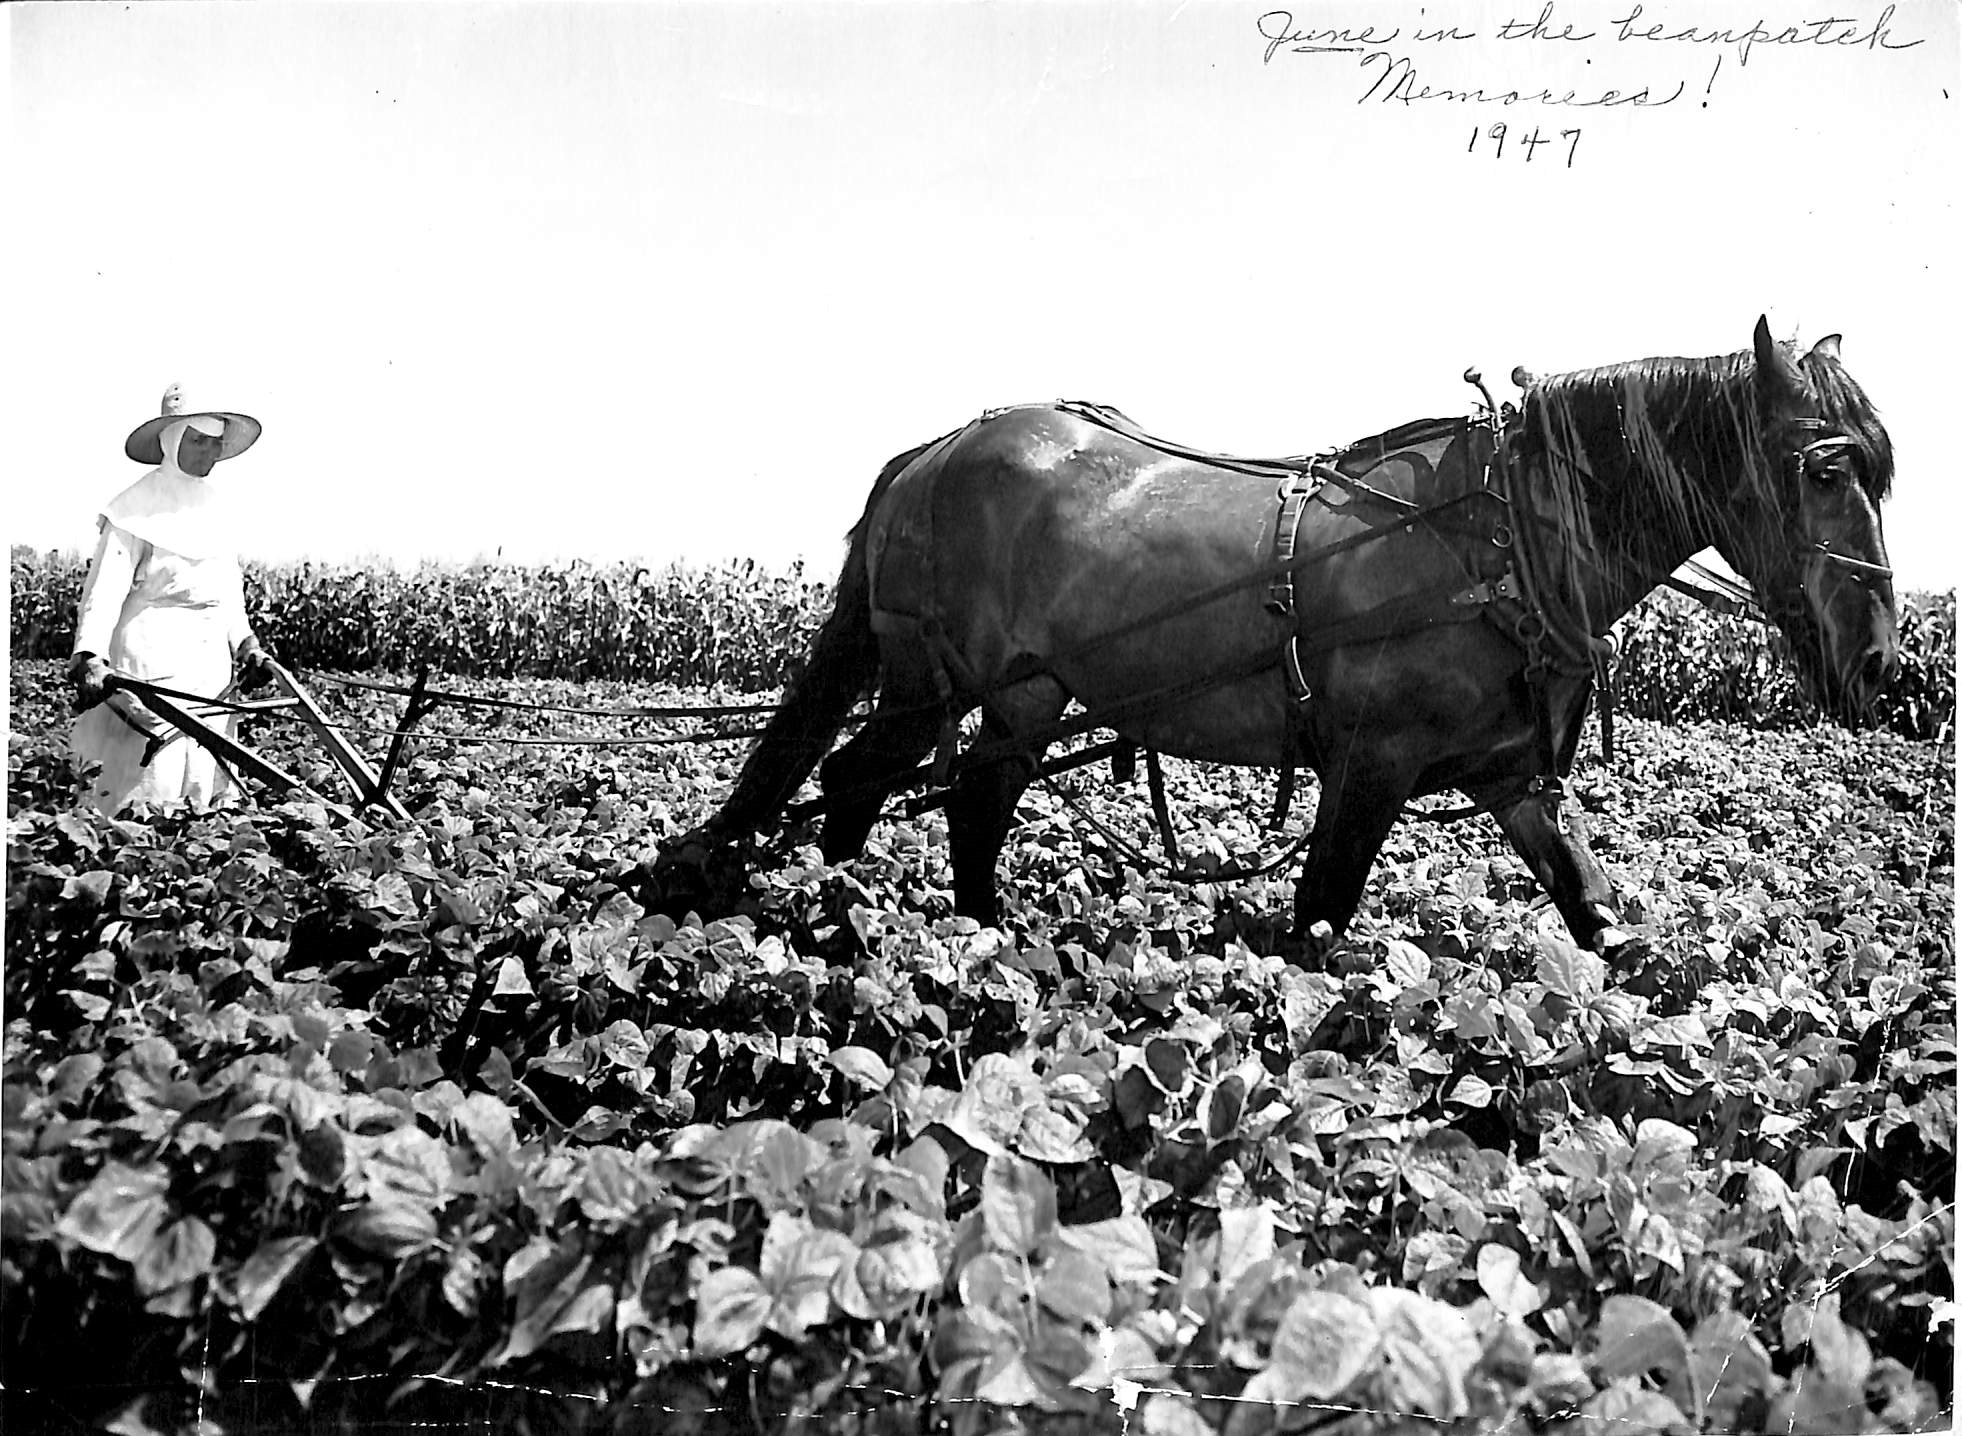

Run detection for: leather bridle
[[1789, 417, 1894, 583]]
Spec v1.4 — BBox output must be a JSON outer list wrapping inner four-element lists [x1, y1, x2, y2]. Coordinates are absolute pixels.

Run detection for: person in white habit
[[67, 385, 279, 812]]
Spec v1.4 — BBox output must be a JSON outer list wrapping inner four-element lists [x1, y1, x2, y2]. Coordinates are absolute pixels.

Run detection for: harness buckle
[[1526, 774, 1571, 832], [1449, 570, 1522, 607], [1267, 473, 1319, 616]]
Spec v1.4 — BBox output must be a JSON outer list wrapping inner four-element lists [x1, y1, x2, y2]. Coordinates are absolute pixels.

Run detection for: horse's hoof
[[1280, 920, 1336, 970], [661, 823, 719, 856], [644, 827, 747, 920], [660, 835, 712, 869], [1597, 927, 1650, 974], [648, 834, 709, 886]]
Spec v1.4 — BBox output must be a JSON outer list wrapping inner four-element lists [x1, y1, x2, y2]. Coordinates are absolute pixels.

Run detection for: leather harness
[[818, 370, 1874, 879], [1250, 411, 1603, 830], [862, 392, 1609, 862]]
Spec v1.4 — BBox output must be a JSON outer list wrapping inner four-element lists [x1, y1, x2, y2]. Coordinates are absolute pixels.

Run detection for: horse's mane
[[1520, 352, 1758, 565], [1508, 343, 1891, 623]]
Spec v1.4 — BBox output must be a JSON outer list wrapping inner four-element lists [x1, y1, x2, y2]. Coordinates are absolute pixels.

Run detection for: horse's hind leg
[[1473, 784, 1624, 952], [817, 660, 944, 863], [1291, 750, 1419, 952], [946, 675, 1069, 925]]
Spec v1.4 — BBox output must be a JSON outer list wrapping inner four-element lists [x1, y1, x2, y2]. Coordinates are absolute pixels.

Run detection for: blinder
[[1783, 418, 1895, 583]]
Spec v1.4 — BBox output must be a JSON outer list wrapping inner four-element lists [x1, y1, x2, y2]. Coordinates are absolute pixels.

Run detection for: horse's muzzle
[[1827, 640, 1898, 728]]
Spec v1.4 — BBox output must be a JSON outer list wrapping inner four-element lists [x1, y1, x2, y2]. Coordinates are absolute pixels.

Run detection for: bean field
[[4, 554, 1955, 1435]]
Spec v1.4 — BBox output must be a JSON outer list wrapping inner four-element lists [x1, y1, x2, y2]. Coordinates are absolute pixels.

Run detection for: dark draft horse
[[667, 318, 1896, 959]]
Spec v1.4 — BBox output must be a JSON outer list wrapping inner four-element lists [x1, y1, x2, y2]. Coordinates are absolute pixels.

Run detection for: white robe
[[70, 423, 256, 813]]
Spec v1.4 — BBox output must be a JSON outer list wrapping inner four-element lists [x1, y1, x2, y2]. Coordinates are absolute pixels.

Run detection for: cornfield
[[1614, 586, 1956, 740], [10, 548, 832, 692], [11, 545, 1954, 739]]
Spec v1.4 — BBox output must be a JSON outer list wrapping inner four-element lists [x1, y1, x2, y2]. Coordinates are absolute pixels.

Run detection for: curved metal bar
[[103, 675, 317, 797], [99, 674, 297, 717]]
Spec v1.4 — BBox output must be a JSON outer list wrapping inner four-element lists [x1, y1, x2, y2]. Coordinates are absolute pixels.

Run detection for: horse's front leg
[[1472, 781, 1627, 953]]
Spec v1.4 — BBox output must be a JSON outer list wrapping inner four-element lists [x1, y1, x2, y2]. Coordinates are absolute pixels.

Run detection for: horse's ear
[[1753, 315, 1804, 399], [1809, 333, 1843, 361]]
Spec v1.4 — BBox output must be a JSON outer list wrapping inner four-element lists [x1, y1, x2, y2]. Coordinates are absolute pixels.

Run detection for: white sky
[[3, 1, 1956, 591]]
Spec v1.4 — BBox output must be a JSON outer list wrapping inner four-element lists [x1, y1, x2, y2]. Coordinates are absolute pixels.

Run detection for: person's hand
[[235, 637, 279, 690], [67, 652, 112, 711]]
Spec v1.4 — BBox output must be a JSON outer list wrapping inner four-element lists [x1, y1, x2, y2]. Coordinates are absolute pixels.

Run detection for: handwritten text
[[1256, 3, 1926, 119], [1359, 50, 1683, 107]]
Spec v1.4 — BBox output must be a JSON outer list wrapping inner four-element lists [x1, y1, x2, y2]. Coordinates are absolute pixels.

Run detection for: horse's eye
[[1814, 448, 1865, 490]]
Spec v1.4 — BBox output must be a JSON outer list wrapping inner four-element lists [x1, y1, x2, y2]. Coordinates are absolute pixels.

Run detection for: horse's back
[[862, 405, 1305, 756]]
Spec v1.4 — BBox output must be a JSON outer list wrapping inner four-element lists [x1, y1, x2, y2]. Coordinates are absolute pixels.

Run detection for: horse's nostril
[[1860, 649, 1894, 693]]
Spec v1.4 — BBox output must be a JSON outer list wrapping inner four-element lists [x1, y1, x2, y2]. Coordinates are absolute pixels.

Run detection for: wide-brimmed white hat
[[124, 383, 262, 464]]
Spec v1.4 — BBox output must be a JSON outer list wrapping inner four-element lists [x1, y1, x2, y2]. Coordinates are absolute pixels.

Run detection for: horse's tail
[[704, 438, 937, 837]]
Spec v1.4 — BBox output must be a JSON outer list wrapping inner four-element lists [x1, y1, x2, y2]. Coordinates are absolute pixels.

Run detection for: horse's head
[[1717, 317, 1898, 726]]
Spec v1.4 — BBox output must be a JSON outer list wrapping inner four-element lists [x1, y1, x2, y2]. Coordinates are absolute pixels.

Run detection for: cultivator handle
[[103, 673, 314, 797]]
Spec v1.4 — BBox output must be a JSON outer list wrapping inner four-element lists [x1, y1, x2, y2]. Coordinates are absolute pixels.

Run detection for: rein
[[306, 671, 778, 721]]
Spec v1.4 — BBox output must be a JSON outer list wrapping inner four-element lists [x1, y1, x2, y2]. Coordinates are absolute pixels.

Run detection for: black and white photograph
[[3, 2, 1955, 1431]]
